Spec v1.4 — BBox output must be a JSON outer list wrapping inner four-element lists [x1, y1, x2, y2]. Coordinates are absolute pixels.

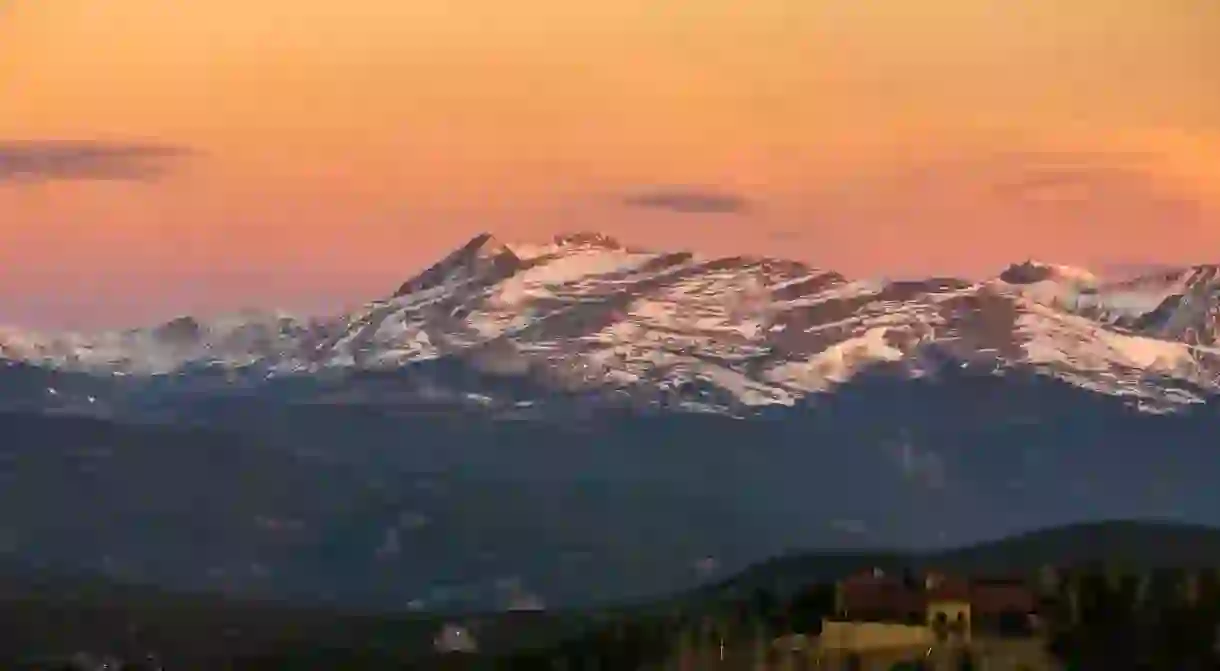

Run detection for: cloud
[[889, 149, 1193, 213], [987, 161, 1152, 208], [619, 186, 753, 214], [1097, 261, 1186, 279], [0, 140, 196, 184]]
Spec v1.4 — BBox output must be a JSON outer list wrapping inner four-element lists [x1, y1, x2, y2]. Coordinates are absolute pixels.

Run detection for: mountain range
[[3, 232, 1220, 611], [5, 231, 1220, 416]]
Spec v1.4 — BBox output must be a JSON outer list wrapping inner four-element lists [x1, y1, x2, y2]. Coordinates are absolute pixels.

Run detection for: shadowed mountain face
[[3, 236, 1220, 611], [3, 366, 1220, 612]]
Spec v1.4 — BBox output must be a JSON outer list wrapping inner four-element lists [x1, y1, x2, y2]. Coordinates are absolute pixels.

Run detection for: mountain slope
[[4, 232, 1220, 416], [4, 234, 1220, 613], [4, 367, 1220, 611]]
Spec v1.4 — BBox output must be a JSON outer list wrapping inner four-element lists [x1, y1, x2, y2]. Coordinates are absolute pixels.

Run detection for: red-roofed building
[[833, 569, 1037, 642], [836, 572, 925, 624]]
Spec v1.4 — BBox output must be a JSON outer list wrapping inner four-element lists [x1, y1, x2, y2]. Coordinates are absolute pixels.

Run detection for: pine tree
[[1066, 572, 1082, 628], [1103, 562, 1125, 595], [775, 642, 797, 671], [675, 623, 699, 671], [1036, 564, 1060, 599], [1183, 569, 1201, 607], [698, 615, 718, 668], [714, 615, 730, 664], [1134, 570, 1152, 616], [956, 647, 976, 671], [751, 620, 772, 671]]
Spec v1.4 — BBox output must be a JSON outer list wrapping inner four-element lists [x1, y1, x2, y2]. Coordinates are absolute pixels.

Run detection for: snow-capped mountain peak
[[1088, 264, 1220, 347], [4, 236, 1220, 414], [551, 231, 624, 250], [393, 232, 523, 297], [998, 259, 1098, 286]]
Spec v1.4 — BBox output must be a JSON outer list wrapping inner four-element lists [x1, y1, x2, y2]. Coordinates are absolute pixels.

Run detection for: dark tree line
[[399, 565, 1220, 670], [1037, 563, 1220, 670], [531, 565, 1220, 670], [451, 583, 844, 670]]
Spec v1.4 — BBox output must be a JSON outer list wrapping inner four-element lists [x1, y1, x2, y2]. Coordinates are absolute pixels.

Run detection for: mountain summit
[[3, 233, 1220, 414], [551, 231, 624, 249], [393, 232, 523, 297], [998, 260, 1098, 286], [4, 234, 1220, 611]]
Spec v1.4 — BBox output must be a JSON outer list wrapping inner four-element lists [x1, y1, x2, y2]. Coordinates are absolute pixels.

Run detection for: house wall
[[927, 599, 972, 642], [818, 619, 935, 651]]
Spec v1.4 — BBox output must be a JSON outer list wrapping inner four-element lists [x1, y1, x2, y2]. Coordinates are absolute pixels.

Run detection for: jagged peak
[[149, 315, 205, 344], [551, 231, 624, 250], [156, 315, 203, 332], [1094, 263, 1215, 294], [455, 232, 515, 259], [998, 259, 1097, 286], [393, 232, 522, 297], [1181, 264, 1220, 285]]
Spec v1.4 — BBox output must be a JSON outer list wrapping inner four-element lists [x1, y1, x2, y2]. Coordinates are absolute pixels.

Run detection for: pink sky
[[1, 0, 1218, 329]]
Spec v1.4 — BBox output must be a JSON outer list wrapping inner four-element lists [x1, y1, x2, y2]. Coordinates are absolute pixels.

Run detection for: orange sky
[[1, 0, 1218, 328]]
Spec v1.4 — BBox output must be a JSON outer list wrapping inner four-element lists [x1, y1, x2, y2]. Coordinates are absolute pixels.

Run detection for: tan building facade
[[820, 619, 935, 651], [835, 568, 1036, 641], [927, 598, 972, 643]]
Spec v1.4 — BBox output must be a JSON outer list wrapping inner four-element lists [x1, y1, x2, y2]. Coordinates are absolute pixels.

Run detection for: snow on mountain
[[3, 233, 1220, 413], [1014, 298, 1219, 407], [1081, 265, 1220, 346], [0, 310, 321, 374], [999, 259, 1099, 286], [392, 232, 523, 297], [994, 261, 1220, 338], [994, 259, 1100, 311]]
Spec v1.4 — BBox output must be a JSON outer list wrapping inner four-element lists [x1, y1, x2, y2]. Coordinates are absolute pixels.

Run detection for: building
[[834, 569, 1037, 644]]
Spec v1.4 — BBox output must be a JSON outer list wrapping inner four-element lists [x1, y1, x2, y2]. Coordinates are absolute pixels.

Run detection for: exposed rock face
[[4, 235, 1220, 414]]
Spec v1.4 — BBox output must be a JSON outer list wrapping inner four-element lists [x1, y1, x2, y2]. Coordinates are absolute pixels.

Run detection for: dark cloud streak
[[620, 186, 753, 215], [0, 140, 196, 184], [886, 149, 1203, 216], [989, 164, 1150, 206]]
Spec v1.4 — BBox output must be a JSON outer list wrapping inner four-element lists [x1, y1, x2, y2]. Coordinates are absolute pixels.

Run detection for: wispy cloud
[[619, 186, 753, 215], [988, 163, 1151, 207], [0, 140, 196, 184], [1098, 261, 1187, 279], [893, 149, 1186, 212]]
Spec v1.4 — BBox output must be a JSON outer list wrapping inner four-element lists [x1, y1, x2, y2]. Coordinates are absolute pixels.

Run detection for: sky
[[1, 0, 1218, 329]]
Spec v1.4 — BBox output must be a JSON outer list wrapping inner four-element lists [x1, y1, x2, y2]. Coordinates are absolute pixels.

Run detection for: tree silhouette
[[787, 584, 834, 634], [1044, 566, 1220, 669], [750, 620, 771, 671]]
